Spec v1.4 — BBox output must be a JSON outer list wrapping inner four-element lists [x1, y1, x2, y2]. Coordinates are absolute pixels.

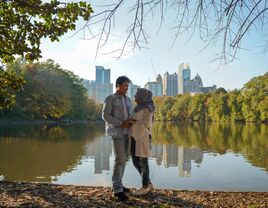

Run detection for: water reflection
[[152, 122, 268, 172], [84, 136, 112, 174], [151, 144, 203, 177], [0, 122, 267, 191], [0, 123, 104, 182]]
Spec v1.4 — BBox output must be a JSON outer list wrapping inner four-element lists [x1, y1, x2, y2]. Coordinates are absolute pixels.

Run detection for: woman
[[129, 88, 155, 196]]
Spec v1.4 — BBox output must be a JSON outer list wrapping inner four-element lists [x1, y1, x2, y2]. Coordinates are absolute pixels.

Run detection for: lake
[[0, 122, 267, 191]]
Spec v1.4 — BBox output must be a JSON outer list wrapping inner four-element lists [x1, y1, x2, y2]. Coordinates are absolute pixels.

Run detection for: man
[[102, 76, 133, 201]]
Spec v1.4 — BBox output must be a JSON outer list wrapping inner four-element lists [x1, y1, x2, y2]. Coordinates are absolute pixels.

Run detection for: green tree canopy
[[0, 0, 93, 63], [1, 59, 102, 121], [152, 73, 268, 122], [0, 0, 93, 109]]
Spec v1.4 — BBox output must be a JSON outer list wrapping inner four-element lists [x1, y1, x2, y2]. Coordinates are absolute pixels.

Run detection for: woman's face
[[134, 94, 140, 105]]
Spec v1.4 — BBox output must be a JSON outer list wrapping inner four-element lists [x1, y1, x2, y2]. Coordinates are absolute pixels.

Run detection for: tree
[[21, 61, 72, 119], [207, 93, 230, 121], [241, 72, 268, 121], [1, 59, 102, 120], [84, 0, 268, 63], [170, 94, 191, 121], [227, 90, 244, 122], [153, 96, 175, 120], [0, 0, 93, 109], [215, 87, 227, 95], [0, 70, 24, 110], [0, 0, 93, 63], [188, 94, 208, 121]]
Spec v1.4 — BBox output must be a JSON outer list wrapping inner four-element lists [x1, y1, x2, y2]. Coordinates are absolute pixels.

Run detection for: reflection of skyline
[[151, 144, 203, 177], [85, 136, 112, 174], [150, 144, 163, 165], [178, 146, 203, 177], [84, 135, 203, 177], [162, 144, 178, 168]]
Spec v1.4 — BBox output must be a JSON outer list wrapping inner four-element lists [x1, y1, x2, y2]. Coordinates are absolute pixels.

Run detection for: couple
[[102, 76, 155, 201]]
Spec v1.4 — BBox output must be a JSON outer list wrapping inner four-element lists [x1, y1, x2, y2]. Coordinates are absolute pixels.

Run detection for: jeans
[[131, 138, 151, 188], [112, 135, 129, 193]]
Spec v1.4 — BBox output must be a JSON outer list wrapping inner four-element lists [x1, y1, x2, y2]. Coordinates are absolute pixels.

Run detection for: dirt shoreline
[[0, 181, 267, 208], [0, 119, 104, 126]]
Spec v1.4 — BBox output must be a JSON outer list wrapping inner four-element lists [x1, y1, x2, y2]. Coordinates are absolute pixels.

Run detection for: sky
[[40, 0, 268, 91]]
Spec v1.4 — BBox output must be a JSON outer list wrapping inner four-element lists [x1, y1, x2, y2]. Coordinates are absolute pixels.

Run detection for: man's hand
[[121, 119, 136, 128], [121, 120, 131, 128]]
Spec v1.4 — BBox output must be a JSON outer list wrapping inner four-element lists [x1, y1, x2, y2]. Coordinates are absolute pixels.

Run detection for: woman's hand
[[129, 119, 137, 125]]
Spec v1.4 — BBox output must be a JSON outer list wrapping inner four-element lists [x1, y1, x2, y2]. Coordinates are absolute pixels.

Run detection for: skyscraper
[[127, 82, 140, 100], [184, 73, 204, 93], [178, 63, 191, 94], [178, 63, 216, 94], [95, 66, 110, 84], [144, 74, 163, 96], [82, 65, 113, 103], [163, 72, 178, 96]]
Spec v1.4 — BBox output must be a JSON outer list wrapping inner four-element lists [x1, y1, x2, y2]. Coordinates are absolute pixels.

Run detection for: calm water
[[0, 122, 268, 191]]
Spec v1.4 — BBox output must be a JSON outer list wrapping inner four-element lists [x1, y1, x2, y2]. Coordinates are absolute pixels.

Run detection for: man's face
[[117, 81, 129, 94]]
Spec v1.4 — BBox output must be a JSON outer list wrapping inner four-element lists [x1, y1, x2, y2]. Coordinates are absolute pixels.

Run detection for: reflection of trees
[[240, 124, 268, 172], [152, 122, 268, 172], [0, 123, 104, 182]]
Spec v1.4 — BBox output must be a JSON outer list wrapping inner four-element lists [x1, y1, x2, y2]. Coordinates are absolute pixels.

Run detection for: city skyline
[[83, 63, 217, 102], [85, 135, 203, 178], [87, 63, 217, 93]]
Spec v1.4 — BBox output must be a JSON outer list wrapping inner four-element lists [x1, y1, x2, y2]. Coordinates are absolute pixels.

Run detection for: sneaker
[[148, 183, 154, 192], [123, 186, 131, 193], [132, 187, 149, 196], [113, 192, 129, 201]]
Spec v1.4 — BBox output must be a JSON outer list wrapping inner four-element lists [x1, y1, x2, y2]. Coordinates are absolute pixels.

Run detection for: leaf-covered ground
[[0, 181, 267, 208]]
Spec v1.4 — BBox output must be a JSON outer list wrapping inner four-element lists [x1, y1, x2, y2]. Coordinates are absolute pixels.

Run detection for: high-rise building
[[178, 63, 216, 94], [156, 74, 163, 83], [82, 80, 96, 99], [184, 73, 204, 93], [144, 74, 163, 96], [201, 85, 217, 93], [83, 80, 113, 103], [95, 66, 110, 84], [97, 83, 113, 103], [163, 72, 178, 96], [178, 63, 191, 94], [82, 65, 113, 103], [127, 82, 140, 100]]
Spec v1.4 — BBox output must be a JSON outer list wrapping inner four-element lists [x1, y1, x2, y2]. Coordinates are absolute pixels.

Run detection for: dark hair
[[116, 76, 131, 87]]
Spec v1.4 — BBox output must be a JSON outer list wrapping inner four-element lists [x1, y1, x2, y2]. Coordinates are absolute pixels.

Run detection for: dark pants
[[131, 138, 151, 188]]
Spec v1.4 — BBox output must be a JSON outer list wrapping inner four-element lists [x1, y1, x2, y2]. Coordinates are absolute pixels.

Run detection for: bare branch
[[78, 0, 268, 65]]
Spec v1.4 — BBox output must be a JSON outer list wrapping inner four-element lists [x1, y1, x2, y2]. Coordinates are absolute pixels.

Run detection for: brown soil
[[0, 181, 267, 208]]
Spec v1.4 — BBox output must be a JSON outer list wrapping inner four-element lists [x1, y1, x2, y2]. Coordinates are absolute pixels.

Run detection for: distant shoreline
[[0, 119, 104, 126], [0, 118, 267, 126], [0, 181, 267, 207]]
